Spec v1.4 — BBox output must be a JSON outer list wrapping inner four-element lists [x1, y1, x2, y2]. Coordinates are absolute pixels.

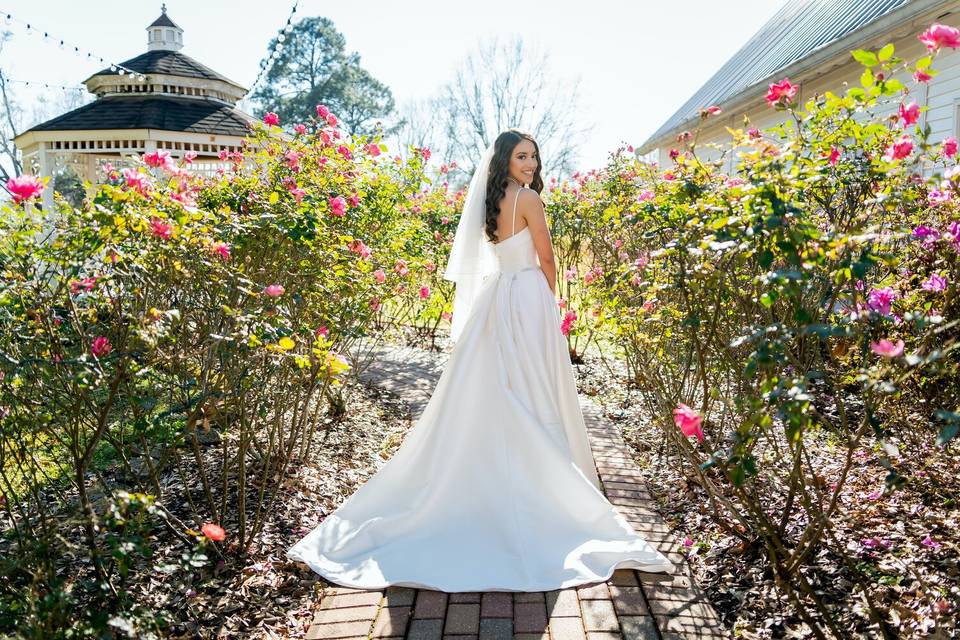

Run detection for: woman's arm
[[518, 190, 557, 296]]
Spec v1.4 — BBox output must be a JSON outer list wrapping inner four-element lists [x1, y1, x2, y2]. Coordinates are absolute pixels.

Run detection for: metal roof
[[641, 0, 913, 149]]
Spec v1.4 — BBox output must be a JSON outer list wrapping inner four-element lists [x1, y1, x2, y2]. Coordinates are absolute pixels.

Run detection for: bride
[[287, 129, 675, 592]]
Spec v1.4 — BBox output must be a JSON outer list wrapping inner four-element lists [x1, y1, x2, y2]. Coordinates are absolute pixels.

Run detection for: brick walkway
[[303, 343, 728, 639]]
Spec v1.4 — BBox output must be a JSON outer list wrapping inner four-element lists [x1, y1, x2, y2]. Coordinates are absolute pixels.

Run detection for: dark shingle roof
[[23, 95, 254, 137], [85, 50, 244, 89], [148, 12, 181, 29], [642, 0, 913, 148]]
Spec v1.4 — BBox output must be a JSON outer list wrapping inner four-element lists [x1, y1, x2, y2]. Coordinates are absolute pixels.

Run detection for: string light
[[244, 1, 299, 97], [3, 77, 88, 93], [0, 9, 146, 81]]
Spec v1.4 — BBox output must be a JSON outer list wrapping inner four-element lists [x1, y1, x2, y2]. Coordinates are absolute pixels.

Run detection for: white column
[[38, 145, 53, 213]]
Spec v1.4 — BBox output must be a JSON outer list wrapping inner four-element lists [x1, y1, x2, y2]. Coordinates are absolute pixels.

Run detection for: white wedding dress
[[287, 190, 675, 591]]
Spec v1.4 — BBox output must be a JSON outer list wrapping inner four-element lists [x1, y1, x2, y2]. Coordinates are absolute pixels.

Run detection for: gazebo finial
[[161, 3, 166, 13]]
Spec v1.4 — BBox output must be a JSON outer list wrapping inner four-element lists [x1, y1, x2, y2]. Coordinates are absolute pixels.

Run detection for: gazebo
[[14, 5, 256, 210]]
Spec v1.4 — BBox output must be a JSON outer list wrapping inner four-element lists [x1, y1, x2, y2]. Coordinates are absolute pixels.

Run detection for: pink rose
[[419, 285, 430, 300], [364, 142, 382, 157], [6, 174, 45, 204], [638, 189, 654, 202], [210, 242, 231, 261], [765, 78, 798, 107], [703, 105, 722, 116], [827, 147, 840, 165], [882, 135, 913, 162], [149, 217, 173, 240], [867, 286, 897, 316], [922, 273, 947, 292], [899, 101, 920, 126], [941, 137, 958, 158], [914, 69, 933, 83], [918, 23, 960, 51], [328, 195, 347, 217], [91, 336, 112, 358], [184, 151, 198, 163], [870, 339, 904, 358], [373, 269, 386, 283], [201, 523, 226, 542], [264, 284, 285, 297], [263, 112, 280, 126], [673, 403, 704, 441], [326, 114, 339, 127], [293, 123, 307, 135], [285, 150, 301, 171], [143, 149, 172, 169], [316, 104, 330, 118], [560, 310, 577, 336]]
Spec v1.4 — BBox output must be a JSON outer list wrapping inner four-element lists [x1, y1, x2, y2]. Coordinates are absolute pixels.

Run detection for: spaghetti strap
[[511, 188, 522, 235]]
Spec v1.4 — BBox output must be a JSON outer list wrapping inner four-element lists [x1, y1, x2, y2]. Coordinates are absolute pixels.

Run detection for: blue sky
[[1, 0, 785, 171]]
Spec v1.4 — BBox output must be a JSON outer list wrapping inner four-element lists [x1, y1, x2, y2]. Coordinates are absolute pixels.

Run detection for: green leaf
[[877, 43, 894, 62], [935, 410, 960, 446], [851, 49, 878, 66], [916, 55, 932, 69], [860, 68, 875, 88]]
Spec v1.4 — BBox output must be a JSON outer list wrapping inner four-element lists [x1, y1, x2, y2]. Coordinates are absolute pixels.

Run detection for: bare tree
[[428, 36, 590, 180]]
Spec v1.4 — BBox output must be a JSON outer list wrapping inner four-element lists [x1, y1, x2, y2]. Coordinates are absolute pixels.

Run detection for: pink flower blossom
[[369, 296, 381, 311], [419, 147, 432, 161], [289, 187, 306, 203], [942, 136, 958, 158], [348, 193, 360, 208], [867, 286, 897, 315], [337, 145, 352, 160], [882, 135, 914, 162], [747, 128, 761, 139], [870, 339, 904, 358], [315, 326, 329, 339], [326, 113, 338, 127], [149, 217, 173, 240], [184, 151, 197, 163], [329, 195, 347, 217], [673, 403, 704, 441], [210, 242, 231, 261], [284, 150, 301, 171], [263, 112, 280, 126], [913, 69, 933, 83], [560, 310, 577, 336], [922, 273, 947, 292], [419, 285, 430, 300], [70, 277, 98, 295], [898, 101, 920, 126], [704, 105, 722, 115], [365, 142, 382, 157], [90, 336, 112, 358], [373, 269, 386, 283], [683, 536, 694, 547], [264, 284, 285, 297], [6, 174, 45, 204], [637, 189, 655, 202], [564, 266, 577, 281], [143, 149, 173, 169], [201, 523, 226, 542], [441, 311, 452, 321], [918, 23, 960, 51], [827, 146, 840, 165], [766, 78, 798, 107], [866, 490, 882, 500], [316, 104, 330, 118], [663, 172, 676, 181], [394, 259, 409, 276], [293, 123, 307, 135], [921, 534, 941, 549]]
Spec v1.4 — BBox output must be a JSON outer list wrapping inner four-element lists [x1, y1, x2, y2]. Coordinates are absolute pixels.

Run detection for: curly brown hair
[[483, 129, 544, 243]]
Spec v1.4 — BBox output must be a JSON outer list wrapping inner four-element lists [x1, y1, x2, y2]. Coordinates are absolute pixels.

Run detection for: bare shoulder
[[516, 187, 545, 211]]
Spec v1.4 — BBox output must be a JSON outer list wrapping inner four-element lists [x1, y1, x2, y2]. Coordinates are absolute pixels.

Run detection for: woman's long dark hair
[[484, 129, 544, 243]]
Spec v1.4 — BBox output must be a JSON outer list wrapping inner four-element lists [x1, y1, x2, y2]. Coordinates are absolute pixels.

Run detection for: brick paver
[[301, 343, 728, 639]]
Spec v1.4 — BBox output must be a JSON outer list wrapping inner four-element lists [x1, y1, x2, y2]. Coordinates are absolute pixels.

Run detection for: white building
[[639, 0, 960, 169], [14, 6, 256, 210]]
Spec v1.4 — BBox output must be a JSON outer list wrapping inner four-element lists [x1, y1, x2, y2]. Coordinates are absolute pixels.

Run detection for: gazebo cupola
[[14, 6, 256, 210], [147, 4, 184, 52]]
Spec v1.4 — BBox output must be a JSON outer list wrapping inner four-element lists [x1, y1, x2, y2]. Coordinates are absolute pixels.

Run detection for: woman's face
[[509, 139, 538, 187]]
